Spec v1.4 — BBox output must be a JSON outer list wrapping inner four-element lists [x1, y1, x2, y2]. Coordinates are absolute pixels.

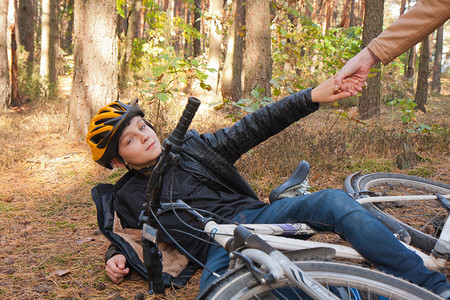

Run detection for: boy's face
[[117, 116, 161, 169]]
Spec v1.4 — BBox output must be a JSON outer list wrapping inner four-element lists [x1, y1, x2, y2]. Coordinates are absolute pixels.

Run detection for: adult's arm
[[335, 0, 450, 90], [368, 0, 450, 65]]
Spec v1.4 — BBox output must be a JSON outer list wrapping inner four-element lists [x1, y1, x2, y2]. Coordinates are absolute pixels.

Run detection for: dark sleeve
[[162, 262, 198, 289], [200, 88, 318, 163], [104, 243, 124, 263]]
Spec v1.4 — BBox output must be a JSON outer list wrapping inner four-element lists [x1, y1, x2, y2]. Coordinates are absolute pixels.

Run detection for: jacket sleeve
[[104, 243, 124, 263], [367, 0, 450, 65], [200, 88, 318, 164]]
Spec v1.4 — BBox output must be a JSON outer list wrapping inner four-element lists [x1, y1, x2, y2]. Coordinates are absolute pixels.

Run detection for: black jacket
[[91, 88, 318, 285]]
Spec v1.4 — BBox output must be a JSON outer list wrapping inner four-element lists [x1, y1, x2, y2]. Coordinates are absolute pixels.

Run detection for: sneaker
[[269, 160, 311, 203]]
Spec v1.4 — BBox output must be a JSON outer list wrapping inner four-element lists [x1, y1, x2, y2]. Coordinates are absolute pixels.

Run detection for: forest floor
[[0, 75, 449, 299]]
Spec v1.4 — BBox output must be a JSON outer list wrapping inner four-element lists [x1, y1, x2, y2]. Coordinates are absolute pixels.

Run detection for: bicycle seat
[[269, 160, 311, 203]]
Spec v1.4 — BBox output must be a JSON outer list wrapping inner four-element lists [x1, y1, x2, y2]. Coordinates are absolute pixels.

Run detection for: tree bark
[[193, 0, 201, 57], [221, 0, 244, 102], [357, 0, 365, 27], [0, 0, 10, 111], [338, 0, 352, 28], [400, 0, 415, 82], [205, 0, 223, 94], [69, 0, 118, 139], [62, 0, 74, 54], [325, 0, 335, 30], [8, 0, 19, 106], [138, 6, 146, 38], [349, 0, 355, 27], [414, 37, 430, 113], [172, 0, 184, 54], [400, 0, 406, 15], [119, 0, 142, 89], [40, 0, 59, 87], [18, 0, 35, 78], [244, 0, 271, 99], [431, 25, 443, 95], [358, 0, 383, 119], [404, 47, 415, 80]]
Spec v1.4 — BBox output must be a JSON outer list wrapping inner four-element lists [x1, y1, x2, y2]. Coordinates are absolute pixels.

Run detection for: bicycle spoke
[[369, 182, 447, 239], [346, 173, 450, 252]]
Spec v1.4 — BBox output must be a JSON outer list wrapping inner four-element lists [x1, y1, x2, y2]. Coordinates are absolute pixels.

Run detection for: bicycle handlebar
[[164, 96, 201, 154], [145, 97, 201, 210], [141, 97, 201, 295]]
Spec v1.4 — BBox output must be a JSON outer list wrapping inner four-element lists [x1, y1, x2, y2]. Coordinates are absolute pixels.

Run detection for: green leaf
[[156, 92, 170, 102], [152, 66, 167, 77], [190, 59, 199, 67]]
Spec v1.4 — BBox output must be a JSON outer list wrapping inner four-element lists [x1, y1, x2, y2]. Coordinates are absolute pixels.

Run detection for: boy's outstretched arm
[[311, 75, 354, 103]]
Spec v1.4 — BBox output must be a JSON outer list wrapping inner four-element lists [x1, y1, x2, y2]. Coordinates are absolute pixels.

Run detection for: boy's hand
[[311, 75, 356, 103], [105, 254, 129, 283]]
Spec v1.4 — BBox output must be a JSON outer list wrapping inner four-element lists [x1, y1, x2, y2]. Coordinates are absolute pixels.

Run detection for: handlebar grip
[[233, 225, 275, 255], [165, 97, 201, 154]]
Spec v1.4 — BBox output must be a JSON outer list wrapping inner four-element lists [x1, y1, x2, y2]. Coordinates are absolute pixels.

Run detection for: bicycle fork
[[229, 225, 339, 300]]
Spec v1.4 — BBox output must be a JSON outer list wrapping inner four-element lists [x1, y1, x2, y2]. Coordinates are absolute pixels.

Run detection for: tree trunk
[[8, 0, 19, 106], [0, 0, 10, 111], [400, 0, 406, 15], [431, 25, 443, 95], [172, 1, 185, 55], [318, 0, 328, 31], [69, 0, 118, 139], [358, 0, 383, 119], [401, 0, 415, 82], [193, 0, 201, 57], [62, 0, 74, 54], [349, 0, 355, 27], [221, 0, 244, 102], [404, 47, 415, 80], [357, 0, 365, 27], [138, 6, 146, 38], [244, 0, 271, 99], [119, 0, 142, 89], [18, 0, 35, 78], [183, 2, 190, 57], [414, 37, 429, 113], [338, 0, 352, 28], [205, 0, 223, 94], [325, 0, 335, 30], [40, 0, 59, 88], [40, 0, 50, 80]]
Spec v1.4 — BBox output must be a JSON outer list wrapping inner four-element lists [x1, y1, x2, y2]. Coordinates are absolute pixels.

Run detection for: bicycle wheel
[[197, 261, 440, 300], [346, 172, 450, 252]]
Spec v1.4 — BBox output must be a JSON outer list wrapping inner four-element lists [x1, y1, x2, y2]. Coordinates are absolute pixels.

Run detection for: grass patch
[[407, 167, 432, 178]]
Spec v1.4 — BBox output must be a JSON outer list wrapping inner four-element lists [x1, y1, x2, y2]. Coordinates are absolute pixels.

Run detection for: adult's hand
[[105, 254, 129, 283], [311, 75, 359, 103], [335, 47, 380, 95]]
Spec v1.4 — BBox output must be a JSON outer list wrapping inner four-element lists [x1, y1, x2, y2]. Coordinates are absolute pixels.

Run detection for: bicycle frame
[[202, 216, 445, 271]]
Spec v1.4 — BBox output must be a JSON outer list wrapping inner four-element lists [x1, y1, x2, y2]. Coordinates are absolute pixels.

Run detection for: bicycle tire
[[197, 261, 440, 300], [347, 172, 450, 252]]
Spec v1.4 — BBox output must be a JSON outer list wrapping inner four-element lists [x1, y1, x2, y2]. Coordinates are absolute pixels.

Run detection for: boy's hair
[[86, 99, 150, 169]]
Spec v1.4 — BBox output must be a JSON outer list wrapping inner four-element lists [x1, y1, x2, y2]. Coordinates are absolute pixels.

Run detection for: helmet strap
[[121, 154, 160, 174]]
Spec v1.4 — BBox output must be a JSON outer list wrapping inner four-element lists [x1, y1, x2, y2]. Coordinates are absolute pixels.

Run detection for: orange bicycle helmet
[[86, 99, 148, 169]]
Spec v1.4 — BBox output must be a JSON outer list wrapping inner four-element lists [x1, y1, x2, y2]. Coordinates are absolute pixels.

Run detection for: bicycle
[[344, 171, 450, 270], [137, 98, 444, 299]]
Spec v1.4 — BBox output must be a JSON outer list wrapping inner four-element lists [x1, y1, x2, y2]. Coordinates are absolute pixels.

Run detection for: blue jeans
[[199, 189, 449, 294]]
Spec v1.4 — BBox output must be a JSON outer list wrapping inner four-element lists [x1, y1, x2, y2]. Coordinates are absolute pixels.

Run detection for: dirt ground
[[0, 76, 448, 299]]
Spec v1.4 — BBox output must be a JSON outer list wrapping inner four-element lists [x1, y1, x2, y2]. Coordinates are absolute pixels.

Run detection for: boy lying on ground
[[87, 76, 450, 298]]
